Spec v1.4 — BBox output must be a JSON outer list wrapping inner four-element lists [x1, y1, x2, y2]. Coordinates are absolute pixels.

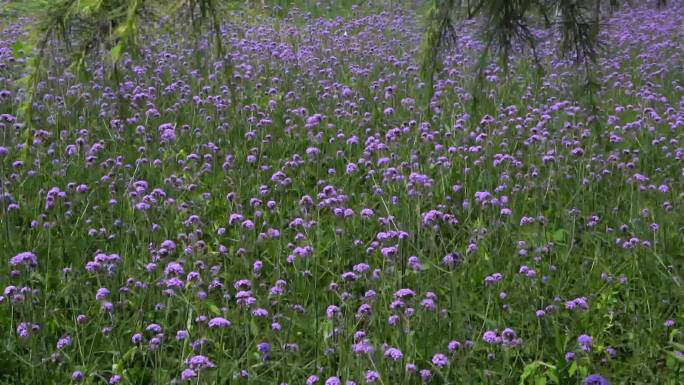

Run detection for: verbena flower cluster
[[1, 1, 683, 384]]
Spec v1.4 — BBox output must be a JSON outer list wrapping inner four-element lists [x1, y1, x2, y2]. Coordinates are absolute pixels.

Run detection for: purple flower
[[71, 371, 85, 382], [482, 330, 499, 344], [10, 252, 37, 268], [501, 328, 522, 347], [394, 288, 416, 299], [448, 340, 461, 352], [326, 305, 340, 319], [96, 287, 110, 300], [56, 335, 72, 349], [16, 322, 31, 339], [583, 374, 610, 385], [431, 353, 449, 368], [176, 330, 189, 341], [186, 355, 215, 369], [577, 334, 593, 351], [484, 273, 503, 286], [208, 317, 231, 328], [384, 347, 403, 361], [161, 128, 177, 142], [164, 262, 185, 276], [181, 369, 197, 380], [257, 342, 271, 354], [365, 370, 380, 383], [131, 333, 142, 345], [352, 339, 374, 355], [146, 323, 162, 333]]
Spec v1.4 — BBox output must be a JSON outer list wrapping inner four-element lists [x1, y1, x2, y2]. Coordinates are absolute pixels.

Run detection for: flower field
[[1, 1, 683, 384]]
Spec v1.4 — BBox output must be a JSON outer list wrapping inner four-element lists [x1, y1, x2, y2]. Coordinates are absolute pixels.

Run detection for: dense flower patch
[[1, 2, 683, 384]]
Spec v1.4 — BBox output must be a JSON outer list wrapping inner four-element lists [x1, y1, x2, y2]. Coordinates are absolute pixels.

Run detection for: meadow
[[1, 1, 684, 384]]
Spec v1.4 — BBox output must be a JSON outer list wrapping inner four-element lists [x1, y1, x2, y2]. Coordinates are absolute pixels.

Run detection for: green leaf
[[122, 346, 138, 362], [186, 307, 194, 331], [81, 0, 104, 14], [208, 303, 221, 316], [110, 43, 123, 64], [669, 351, 684, 362], [250, 318, 259, 336], [671, 342, 684, 351], [520, 361, 541, 385], [547, 370, 559, 384], [552, 229, 567, 243], [11, 40, 30, 57]]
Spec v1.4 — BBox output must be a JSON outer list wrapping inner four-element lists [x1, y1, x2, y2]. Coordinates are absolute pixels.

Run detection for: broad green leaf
[[11, 41, 30, 57], [110, 43, 123, 64], [520, 361, 541, 385], [552, 229, 566, 243], [208, 303, 221, 315]]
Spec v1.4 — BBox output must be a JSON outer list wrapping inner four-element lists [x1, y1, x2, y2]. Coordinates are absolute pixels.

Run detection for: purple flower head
[[583, 374, 610, 385], [10, 252, 37, 268], [251, 308, 269, 317], [56, 335, 72, 349], [482, 330, 499, 344], [352, 339, 375, 355], [176, 330, 189, 341], [71, 371, 85, 382], [131, 332, 143, 344], [208, 317, 231, 329], [145, 323, 162, 333], [394, 288, 416, 299], [484, 273, 503, 286], [384, 347, 403, 361], [431, 353, 449, 368], [16, 322, 32, 339], [448, 340, 461, 352], [96, 287, 110, 300], [181, 369, 197, 380], [578, 334, 593, 351], [365, 370, 380, 383], [164, 262, 185, 276], [501, 328, 522, 347], [257, 342, 271, 353], [186, 355, 215, 370]]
